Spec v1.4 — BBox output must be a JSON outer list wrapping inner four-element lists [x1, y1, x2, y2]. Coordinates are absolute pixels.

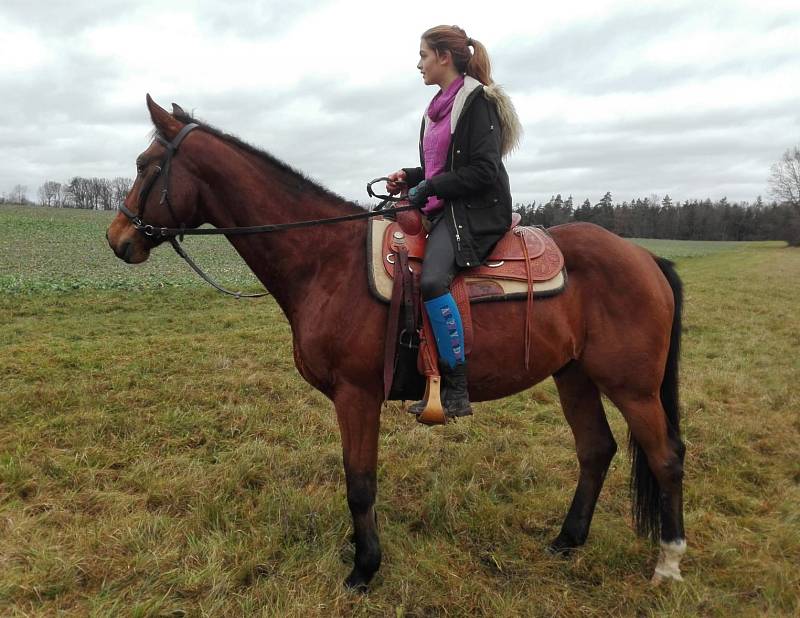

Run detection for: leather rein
[[117, 123, 416, 298]]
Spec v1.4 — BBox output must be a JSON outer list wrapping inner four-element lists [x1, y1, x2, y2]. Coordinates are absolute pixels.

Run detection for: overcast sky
[[1, 0, 798, 206]]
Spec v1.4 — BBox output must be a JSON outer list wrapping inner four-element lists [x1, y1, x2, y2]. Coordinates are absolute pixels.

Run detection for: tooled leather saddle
[[370, 204, 567, 423]]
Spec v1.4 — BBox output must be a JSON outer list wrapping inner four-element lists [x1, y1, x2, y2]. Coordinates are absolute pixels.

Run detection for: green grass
[[1, 206, 798, 616], [629, 238, 771, 259], [0, 205, 262, 293]]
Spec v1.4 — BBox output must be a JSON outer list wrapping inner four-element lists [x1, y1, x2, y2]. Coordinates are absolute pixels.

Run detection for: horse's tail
[[630, 256, 683, 541]]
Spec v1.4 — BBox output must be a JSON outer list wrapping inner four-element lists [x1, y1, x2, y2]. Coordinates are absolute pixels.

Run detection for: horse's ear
[[146, 94, 183, 140], [172, 102, 187, 117]]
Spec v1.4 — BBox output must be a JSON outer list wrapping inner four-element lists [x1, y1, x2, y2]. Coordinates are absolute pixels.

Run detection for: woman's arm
[[401, 167, 425, 188]]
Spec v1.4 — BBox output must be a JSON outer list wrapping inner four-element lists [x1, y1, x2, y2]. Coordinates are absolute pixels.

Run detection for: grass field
[[1, 205, 798, 616]]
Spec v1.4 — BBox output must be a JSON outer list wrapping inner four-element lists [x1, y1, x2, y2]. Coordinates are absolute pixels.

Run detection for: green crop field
[[1, 205, 798, 616]]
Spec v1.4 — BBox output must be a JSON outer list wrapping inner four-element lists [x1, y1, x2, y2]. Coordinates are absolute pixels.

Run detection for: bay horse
[[107, 96, 687, 590]]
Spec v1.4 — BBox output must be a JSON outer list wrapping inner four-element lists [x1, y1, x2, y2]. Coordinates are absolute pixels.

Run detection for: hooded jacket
[[403, 75, 522, 267]]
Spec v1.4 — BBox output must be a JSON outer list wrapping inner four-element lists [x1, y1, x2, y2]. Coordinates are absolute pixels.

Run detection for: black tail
[[630, 256, 683, 541]]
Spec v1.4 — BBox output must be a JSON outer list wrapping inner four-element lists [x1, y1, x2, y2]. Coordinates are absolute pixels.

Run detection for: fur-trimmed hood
[[425, 75, 523, 158], [481, 80, 523, 157]]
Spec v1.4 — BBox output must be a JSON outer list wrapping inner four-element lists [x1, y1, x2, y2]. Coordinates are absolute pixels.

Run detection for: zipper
[[449, 136, 462, 251], [451, 202, 461, 251]]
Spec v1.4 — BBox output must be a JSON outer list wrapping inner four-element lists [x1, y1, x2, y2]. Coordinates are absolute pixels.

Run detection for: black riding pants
[[420, 217, 459, 300]]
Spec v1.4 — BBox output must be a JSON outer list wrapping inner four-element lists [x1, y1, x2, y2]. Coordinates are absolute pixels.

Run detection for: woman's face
[[417, 40, 448, 87]]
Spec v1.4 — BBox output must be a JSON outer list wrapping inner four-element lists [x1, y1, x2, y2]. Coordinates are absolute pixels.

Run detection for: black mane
[[170, 109, 360, 209]]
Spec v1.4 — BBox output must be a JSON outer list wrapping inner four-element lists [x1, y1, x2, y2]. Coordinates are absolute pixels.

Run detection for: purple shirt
[[422, 76, 464, 215]]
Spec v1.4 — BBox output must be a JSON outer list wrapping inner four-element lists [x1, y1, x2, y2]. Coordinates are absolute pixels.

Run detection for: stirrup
[[417, 375, 446, 425]]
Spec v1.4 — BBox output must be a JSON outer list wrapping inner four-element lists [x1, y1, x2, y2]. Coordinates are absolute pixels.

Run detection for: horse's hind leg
[[549, 362, 618, 553], [333, 383, 382, 592], [608, 390, 686, 584]]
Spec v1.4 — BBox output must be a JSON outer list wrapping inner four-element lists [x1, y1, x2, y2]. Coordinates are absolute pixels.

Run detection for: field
[[1, 205, 798, 616]]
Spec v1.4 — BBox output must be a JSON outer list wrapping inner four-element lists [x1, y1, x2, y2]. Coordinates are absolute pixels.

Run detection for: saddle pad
[[367, 218, 567, 304]]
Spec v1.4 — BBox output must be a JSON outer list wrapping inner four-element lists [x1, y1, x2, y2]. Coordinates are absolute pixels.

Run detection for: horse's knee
[[346, 473, 376, 515], [578, 438, 617, 471]]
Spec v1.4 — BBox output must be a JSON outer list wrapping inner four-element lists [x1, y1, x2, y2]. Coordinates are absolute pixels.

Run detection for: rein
[[118, 121, 414, 298]]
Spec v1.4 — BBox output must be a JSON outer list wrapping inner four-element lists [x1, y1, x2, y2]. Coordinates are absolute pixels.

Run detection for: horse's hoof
[[651, 539, 686, 586], [651, 571, 684, 586], [344, 570, 370, 594], [547, 535, 578, 556]]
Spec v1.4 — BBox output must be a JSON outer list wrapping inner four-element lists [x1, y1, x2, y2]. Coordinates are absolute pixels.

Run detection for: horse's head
[[107, 95, 204, 263]]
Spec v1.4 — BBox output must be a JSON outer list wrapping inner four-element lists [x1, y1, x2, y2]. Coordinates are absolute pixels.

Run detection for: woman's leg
[[415, 221, 472, 417], [419, 221, 463, 367]]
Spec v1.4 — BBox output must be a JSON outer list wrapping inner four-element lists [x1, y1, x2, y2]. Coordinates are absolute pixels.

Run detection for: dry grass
[[1, 206, 798, 616]]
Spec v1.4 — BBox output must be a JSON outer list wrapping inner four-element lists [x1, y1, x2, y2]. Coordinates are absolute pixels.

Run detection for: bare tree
[[10, 184, 29, 204], [38, 181, 64, 207], [89, 177, 111, 210], [768, 146, 800, 206], [65, 177, 92, 208], [110, 177, 133, 210]]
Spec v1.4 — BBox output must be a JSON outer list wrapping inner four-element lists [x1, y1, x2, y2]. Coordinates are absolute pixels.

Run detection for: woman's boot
[[408, 291, 472, 417], [440, 362, 473, 417]]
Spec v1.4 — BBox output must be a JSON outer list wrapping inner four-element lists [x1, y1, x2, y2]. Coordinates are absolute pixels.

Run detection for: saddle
[[368, 213, 565, 304], [370, 206, 566, 425]]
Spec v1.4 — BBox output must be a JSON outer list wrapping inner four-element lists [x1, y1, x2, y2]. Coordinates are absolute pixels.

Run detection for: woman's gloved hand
[[407, 180, 433, 208]]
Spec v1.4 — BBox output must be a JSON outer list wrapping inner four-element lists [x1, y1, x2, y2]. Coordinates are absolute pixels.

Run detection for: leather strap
[[383, 247, 406, 399], [418, 303, 440, 378], [518, 227, 536, 369], [399, 249, 414, 337], [451, 277, 473, 356]]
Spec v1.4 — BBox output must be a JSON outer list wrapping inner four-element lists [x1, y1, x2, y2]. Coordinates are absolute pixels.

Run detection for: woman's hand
[[407, 180, 433, 207], [386, 170, 407, 195]]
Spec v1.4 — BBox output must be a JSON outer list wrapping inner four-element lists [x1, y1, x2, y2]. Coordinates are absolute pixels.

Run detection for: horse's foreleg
[[333, 382, 382, 591], [549, 362, 617, 553]]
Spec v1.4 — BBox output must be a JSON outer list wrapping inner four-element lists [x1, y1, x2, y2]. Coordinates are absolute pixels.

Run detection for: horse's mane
[[168, 109, 360, 210]]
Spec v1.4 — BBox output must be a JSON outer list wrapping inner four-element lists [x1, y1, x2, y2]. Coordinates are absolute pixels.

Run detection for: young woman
[[386, 25, 522, 417]]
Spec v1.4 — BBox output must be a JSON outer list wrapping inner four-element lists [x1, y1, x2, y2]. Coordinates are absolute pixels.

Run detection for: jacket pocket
[[465, 194, 500, 209]]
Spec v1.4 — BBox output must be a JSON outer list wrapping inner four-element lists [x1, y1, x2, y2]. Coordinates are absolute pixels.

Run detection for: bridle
[[118, 122, 200, 239], [117, 122, 417, 299]]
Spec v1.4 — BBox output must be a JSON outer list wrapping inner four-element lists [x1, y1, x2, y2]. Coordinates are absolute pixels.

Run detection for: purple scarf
[[422, 75, 464, 214]]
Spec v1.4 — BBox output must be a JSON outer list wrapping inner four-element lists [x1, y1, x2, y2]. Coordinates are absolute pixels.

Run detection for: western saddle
[[371, 204, 566, 425]]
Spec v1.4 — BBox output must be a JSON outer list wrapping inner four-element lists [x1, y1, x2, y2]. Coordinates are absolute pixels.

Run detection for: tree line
[[0, 177, 133, 211], [1, 147, 798, 244], [514, 193, 800, 246]]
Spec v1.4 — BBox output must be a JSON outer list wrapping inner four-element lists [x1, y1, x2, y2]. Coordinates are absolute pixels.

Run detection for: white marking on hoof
[[651, 539, 686, 585]]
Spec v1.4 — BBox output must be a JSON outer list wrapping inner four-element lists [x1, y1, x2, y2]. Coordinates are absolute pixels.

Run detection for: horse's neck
[[197, 147, 363, 319]]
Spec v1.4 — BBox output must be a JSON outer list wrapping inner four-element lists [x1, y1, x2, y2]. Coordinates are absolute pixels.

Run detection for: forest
[[514, 193, 800, 245]]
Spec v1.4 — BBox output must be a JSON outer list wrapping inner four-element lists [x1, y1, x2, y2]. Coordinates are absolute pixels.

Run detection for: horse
[[107, 95, 687, 590]]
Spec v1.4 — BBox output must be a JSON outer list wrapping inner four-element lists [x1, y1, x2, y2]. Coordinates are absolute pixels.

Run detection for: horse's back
[[549, 222, 674, 306]]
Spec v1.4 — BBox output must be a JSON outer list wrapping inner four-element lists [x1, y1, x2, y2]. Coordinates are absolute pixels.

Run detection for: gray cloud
[[1, 1, 798, 207], [199, 0, 320, 38]]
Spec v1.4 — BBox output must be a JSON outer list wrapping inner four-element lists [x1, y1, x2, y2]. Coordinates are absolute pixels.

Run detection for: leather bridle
[[116, 123, 417, 298], [118, 122, 200, 238]]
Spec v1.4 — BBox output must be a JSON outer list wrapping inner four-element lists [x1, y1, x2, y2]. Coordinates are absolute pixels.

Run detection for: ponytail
[[422, 25, 494, 86], [466, 38, 493, 86]]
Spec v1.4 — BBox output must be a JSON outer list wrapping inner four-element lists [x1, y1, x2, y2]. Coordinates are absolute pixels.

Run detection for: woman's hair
[[421, 25, 493, 85]]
